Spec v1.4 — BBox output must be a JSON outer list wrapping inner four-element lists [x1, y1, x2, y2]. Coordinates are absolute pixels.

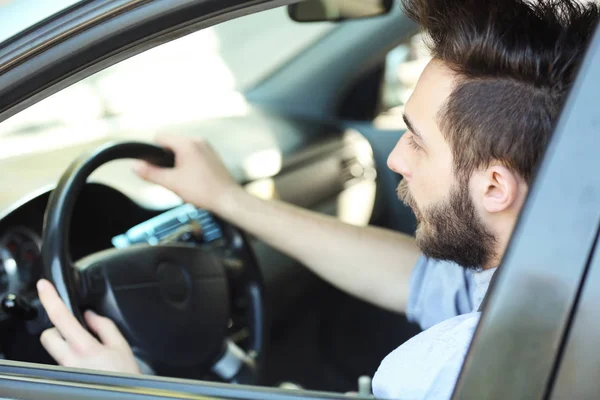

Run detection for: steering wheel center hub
[[156, 262, 191, 306]]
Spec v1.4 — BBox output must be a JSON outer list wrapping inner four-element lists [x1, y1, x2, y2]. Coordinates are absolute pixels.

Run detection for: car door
[[548, 234, 600, 399], [0, 360, 365, 400]]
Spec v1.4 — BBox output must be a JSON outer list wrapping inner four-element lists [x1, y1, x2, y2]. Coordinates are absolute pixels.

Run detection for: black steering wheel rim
[[40, 141, 265, 382], [41, 142, 175, 327]]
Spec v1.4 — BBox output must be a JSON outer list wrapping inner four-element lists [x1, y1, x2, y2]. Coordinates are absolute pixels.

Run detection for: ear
[[477, 165, 520, 214]]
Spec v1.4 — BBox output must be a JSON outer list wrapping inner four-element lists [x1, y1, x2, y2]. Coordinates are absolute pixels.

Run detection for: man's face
[[388, 60, 496, 269]]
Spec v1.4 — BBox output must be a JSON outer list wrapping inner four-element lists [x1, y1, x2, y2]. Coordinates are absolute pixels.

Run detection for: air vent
[[340, 130, 377, 186], [341, 154, 365, 185]]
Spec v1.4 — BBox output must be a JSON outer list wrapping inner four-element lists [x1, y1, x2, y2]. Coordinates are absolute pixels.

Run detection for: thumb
[[133, 160, 175, 188]]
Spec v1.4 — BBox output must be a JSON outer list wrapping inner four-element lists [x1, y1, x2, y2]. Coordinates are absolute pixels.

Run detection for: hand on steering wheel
[[133, 134, 240, 215], [37, 279, 140, 374]]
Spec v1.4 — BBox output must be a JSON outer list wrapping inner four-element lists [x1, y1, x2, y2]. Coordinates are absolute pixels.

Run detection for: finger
[[132, 160, 173, 187], [40, 327, 72, 366], [156, 134, 216, 159], [37, 279, 96, 352], [84, 310, 129, 349], [154, 133, 200, 152]]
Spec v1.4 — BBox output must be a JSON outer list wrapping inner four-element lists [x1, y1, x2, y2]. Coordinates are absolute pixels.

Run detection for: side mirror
[[288, 0, 394, 23]]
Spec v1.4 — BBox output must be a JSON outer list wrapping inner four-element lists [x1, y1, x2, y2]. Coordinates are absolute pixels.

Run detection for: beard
[[397, 179, 496, 270]]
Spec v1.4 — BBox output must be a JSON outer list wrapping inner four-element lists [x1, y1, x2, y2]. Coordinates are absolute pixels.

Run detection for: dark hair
[[401, 0, 600, 182]]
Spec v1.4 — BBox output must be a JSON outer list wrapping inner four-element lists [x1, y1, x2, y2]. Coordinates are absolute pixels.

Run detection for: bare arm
[[136, 135, 420, 314], [218, 186, 420, 313]]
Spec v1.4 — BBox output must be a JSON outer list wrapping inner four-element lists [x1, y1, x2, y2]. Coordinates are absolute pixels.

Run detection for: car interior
[[0, 0, 433, 395]]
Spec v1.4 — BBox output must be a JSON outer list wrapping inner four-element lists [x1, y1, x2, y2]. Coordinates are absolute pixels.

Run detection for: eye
[[407, 133, 422, 151]]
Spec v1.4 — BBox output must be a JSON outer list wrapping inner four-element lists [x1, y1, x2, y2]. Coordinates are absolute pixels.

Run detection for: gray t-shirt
[[406, 255, 492, 330], [372, 256, 497, 399]]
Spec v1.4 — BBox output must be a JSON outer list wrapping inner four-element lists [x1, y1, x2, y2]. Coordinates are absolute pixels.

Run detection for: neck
[[482, 261, 499, 271], [484, 215, 520, 271]]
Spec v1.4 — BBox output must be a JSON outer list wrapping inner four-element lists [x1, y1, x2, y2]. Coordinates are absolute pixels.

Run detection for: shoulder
[[407, 256, 474, 329], [373, 312, 480, 400]]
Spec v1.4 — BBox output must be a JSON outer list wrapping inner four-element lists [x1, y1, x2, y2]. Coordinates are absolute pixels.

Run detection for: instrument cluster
[[0, 227, 42, 299]]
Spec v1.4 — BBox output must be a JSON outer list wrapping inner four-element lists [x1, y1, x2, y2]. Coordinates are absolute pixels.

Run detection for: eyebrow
[[403, 113, 425, 143]]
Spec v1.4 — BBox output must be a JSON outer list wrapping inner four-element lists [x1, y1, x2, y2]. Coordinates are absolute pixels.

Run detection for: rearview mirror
[[288, 0, 394, 22]]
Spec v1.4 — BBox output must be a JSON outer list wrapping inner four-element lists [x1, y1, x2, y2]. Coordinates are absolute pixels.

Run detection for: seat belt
[[477, 271, 499, 312]]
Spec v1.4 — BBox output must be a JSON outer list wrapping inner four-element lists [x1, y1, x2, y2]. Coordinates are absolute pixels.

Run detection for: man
[[35, 0, 600, 398]]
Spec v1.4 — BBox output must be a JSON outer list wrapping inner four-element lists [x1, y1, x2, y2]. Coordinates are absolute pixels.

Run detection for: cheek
[[411, 163, 454, 209]]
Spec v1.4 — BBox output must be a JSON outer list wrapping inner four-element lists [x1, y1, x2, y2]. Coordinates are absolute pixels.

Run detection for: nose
[[387, 136, 412, 182]]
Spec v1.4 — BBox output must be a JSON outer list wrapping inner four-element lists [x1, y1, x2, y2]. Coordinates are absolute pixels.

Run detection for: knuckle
[[72, 341, 93, 356], [136, 164, 149, 177], [62, 356, 77, 368], [39, 329, 52, 344], [193, 139, 207, 150], [99, 315, 116, 329], [139, 167, 152, 179]]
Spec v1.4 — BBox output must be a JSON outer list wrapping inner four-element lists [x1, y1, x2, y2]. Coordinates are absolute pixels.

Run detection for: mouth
[[397, 180, 422, 222], [397, 180, 414, 208]]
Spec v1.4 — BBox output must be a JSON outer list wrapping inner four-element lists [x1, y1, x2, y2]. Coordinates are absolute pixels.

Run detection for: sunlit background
[[0, 1, 430, 208]]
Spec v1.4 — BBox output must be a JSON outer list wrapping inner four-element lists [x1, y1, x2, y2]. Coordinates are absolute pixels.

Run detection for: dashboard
[[0, 227, 42, 297], [111, 203, 223, 248], [0, 184, 166, 319], [0, 184, 239, 330]]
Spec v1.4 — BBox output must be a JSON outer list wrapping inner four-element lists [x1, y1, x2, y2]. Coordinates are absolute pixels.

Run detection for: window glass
[[375, 32, 431, 129], [0, 5, 334, 208], [0, 6, 334, 159]]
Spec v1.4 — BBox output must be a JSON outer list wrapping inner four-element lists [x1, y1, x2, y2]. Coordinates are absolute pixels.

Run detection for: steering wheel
[[40, 141, 265, 383]]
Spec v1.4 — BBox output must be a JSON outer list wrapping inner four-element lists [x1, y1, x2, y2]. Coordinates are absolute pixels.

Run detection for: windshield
[[0, 5, 334, 159]]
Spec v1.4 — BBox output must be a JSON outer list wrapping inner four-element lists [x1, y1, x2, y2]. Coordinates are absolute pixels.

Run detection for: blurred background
[[0, 1, 430, 205]]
